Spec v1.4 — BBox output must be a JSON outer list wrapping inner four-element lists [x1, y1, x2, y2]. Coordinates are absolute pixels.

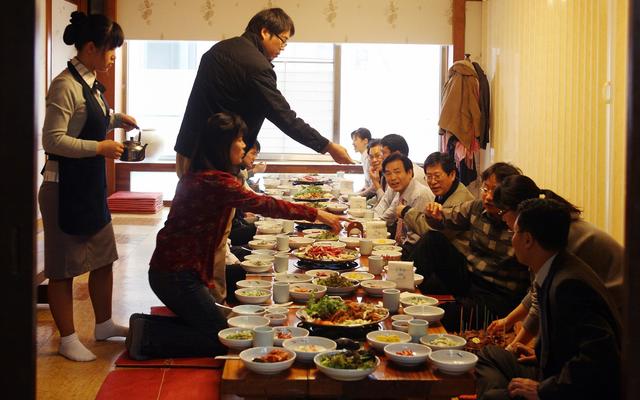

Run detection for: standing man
[[398, 152, 474, 237], [475, 199, 620, 400], [174, 8, 353, 176], [381, 153, 432, 259]]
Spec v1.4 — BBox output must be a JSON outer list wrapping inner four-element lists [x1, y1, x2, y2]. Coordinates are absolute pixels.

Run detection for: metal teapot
[[120, 130, 148, 162]]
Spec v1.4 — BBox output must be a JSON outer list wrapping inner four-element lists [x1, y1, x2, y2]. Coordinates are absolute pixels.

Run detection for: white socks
[[59, 333, 96, 362], [95, 319, 129, 340]]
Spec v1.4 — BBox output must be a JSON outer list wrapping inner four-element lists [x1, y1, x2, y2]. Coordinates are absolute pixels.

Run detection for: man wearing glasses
[[174, 8, 353, 177], [397, 152, 474, 237], [413, 162, 529, 330]]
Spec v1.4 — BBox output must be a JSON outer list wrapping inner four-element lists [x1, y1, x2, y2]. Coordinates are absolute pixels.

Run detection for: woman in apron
[[39, 11, 137, 361], [126, 113, 345, 360]]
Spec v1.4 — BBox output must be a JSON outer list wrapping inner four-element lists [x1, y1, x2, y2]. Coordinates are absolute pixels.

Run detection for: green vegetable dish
[[225, 330, 253, 340], [305, 296, 347, 320], [315, 275, 356, 288], [318, 349, 377, 370]]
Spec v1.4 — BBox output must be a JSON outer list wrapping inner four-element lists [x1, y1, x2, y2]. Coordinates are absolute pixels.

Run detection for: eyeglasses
[[480, 185, 495, 195], [273, 32, 289, 47], [497, 209, 506, 216], [426, 173, 445, 182], [369, 153, 384, 160]]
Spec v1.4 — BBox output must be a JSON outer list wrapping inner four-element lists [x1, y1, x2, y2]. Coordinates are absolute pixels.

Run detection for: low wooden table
[[221, 252, 475, 399]]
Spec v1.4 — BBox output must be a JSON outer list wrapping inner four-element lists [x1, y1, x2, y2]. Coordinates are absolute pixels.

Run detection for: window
[[125, 40, 442, 163]]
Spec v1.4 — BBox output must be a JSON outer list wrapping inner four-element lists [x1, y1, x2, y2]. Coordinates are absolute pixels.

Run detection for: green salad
[[318, 349, 376, 370], [305, 296, 347, 320], [315, 275, 356, 288], [225, 330, 253, 340]]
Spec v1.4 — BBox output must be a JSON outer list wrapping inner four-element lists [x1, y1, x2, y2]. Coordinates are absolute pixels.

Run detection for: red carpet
[[96, 368, 220, 400]]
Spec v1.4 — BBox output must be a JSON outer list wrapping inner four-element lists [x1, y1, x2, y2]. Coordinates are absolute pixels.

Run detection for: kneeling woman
[[126, 113, 343, 359]]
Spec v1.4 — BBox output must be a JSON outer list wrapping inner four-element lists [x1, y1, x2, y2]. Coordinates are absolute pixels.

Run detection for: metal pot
[[120, 130, 148, 162]]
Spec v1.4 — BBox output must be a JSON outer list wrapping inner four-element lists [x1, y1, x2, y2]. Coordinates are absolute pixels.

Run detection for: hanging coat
[[438, 60, 481, 150], [473, 61, 491, 149]]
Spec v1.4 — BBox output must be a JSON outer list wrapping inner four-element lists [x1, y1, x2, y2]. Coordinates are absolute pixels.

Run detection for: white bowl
[[391, 314, 414, 322], [248, 239, 277, 250], [218, 327, 254, 350], [257, 225, 283, 235], [371, 238, 396, 246], [312, 240, 346, 248], [366, 330, 411, 352], [419, 334, 467, 351], [264, 189, 285, 197], [250, 249, 277, 257], [274, 273, 313, 284], [360, 279, 397, 297], [273, 326, 309, 346], [429, 349, 478, 375], [244, 254, 276, 263], [340, 271, 375, 282], [289, 236, 315, 249], [227, 315, 270, 329], [400, 295, 439, 307], [326, 203, 348, 213], [384, 343, 432, 367], [403, 305, 445, 323], [312, 277, 358, 296], [263, 179, 281, 189], [304, 269, 339, 278], [372, 245, 403, 253], [265, 312, 288, 326], [302, 228, 328, 236], [234, 288, 272, 305], [314, 350, 380, 381], [338, 236, 362, 249], [252, 234, 278, 241], [349, 208, 367, 218], [231, 304, 267, 316], [289, 283, 327, 302], [236, 280, 272, 290], [283, 337, 337, 363], [414, 273, 424, 286], [371, 250, 402, 262], [240, 260, 274, 273], [391, 320, 410, 332], [239, 346, 296, 375]]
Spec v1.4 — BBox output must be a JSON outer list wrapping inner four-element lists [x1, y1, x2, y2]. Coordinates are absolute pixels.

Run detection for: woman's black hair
[[350, 128, 372, 141], [245, 8, 295, 36], [190, 112, 247, 174], [494, 174, 582, 216], [63, 11, 124, 51]]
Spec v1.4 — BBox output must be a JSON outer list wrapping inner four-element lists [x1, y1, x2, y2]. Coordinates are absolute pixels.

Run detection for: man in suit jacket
[[476, 199, 621, 400]]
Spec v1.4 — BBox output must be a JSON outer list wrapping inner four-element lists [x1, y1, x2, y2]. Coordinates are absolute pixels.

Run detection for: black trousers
[[412, 231, 525, 331], [475, 345, 539, 400], [229, 217, 256, 246]]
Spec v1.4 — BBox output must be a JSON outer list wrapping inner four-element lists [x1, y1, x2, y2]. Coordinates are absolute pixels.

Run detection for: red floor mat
[[96, 368, 220, 400]]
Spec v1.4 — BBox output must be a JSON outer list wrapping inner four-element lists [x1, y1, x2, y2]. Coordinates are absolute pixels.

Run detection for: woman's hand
[[325, 142, 355, 164], [316, 210, 347, 233], [508, 378, 540, 400], [424, 202, 443, 221], [252, 162, 267, 174], [118, 113, 138, 131], [511, 343, 537, 364], [487, 317, 512, 335], [97, 140, 124, 159]]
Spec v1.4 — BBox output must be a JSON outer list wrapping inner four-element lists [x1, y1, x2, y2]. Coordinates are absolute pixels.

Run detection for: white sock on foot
[[95, 319, 129, 340], [59, 333, 96, 362]]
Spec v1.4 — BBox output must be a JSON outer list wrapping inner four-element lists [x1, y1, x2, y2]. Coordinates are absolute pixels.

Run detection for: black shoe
[[125, 313, 150, 360]]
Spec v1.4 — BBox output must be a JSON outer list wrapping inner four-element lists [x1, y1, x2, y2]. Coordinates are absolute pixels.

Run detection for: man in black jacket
[[175, 8, 353, 176], [475, 199, 621, 400]]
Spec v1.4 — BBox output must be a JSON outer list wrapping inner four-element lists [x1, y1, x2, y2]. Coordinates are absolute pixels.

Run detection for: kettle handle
[[137, 129, 142, 143]]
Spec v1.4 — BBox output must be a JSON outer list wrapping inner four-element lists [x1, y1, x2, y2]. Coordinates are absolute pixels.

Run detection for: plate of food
[[400, 294, 439, 307], [312, 275, 358, 296], [292, 245, 360, 264], [292, 175, 332, 185], [305, 231, 340, 241], [296, 296, 389, 327], [304, 269, 339, 278], [293, 186, 333, 202], [340, 271, 375, 282], [274, 273, 313, 283]]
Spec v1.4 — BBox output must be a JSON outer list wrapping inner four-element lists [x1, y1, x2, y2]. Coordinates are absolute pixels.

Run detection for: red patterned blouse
[[149, 170, 318, 285]]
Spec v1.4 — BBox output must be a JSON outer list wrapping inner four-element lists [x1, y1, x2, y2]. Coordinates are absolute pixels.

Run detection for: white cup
[[253, 326, 274, 347], [274, 253, 289, 273], [382, 288, 401, 314], [368, 255, 384, 275], [272, 281, 290, 304], [363, 209, 374, 220], [408, 319, 429, 342], [359, 239, 373, 256], [276, 234, 289, 251], [281, 220, 295, 234], [336, 171, 345, 179]]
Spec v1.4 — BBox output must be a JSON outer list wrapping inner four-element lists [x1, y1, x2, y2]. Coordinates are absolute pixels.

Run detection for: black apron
[[50, 62, 111, 235]]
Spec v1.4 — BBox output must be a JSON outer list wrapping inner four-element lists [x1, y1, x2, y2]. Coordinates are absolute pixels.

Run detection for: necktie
[[395, 199, 407, 244]]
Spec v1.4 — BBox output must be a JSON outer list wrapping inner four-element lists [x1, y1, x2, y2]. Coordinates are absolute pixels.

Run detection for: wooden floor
[[36, 209, 168, 400]]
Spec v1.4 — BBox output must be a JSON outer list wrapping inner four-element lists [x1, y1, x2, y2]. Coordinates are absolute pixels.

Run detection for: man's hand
[[316, 210, 347, 233], [511, 342, 537, 364], [508, 378, 539, 400], [252, 162, 267, 174], [325, 142, 355, 164], [424, 202, 443, 221]]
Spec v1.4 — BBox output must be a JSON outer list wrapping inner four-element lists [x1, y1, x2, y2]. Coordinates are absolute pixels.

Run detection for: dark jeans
[[136, 269, 228, 358], [413, 231, 525, 331], [475, 345, 539, 400]]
